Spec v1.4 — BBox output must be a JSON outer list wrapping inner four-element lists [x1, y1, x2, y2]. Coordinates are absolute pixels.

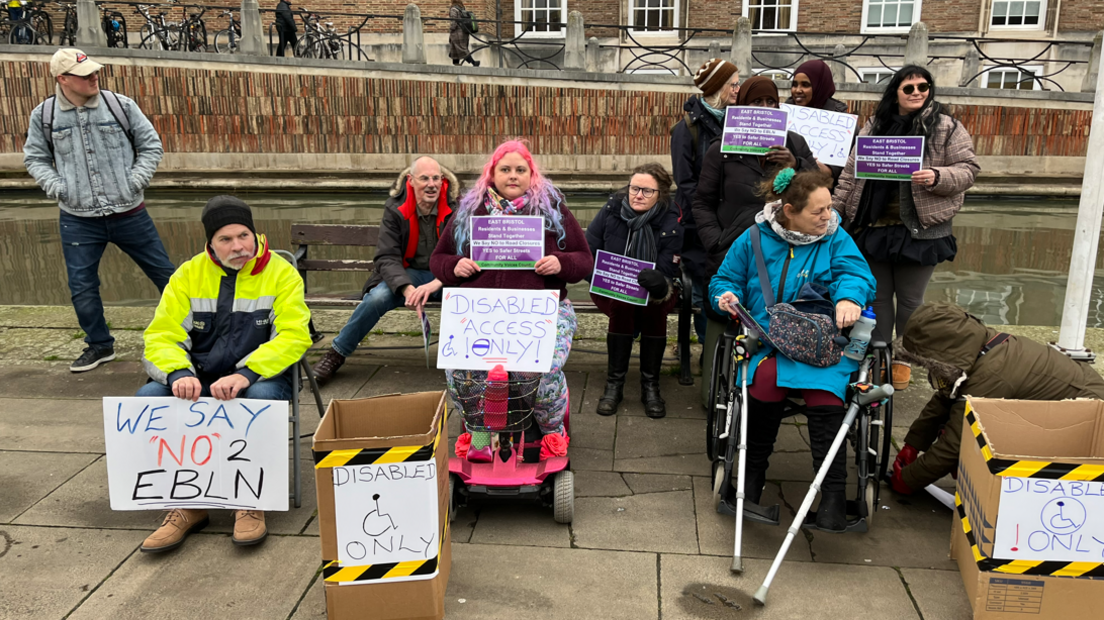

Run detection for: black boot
[[639, 336, 667, 418], [596, 333, 633, 416], [806, 405, 849, 532], [452, 58, 460, 65], [743, 398, 784, 504], [465, 55, 480, 67]]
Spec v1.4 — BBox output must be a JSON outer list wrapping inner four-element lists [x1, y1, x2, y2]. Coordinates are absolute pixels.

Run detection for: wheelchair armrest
[[870, 340, 888, 350]]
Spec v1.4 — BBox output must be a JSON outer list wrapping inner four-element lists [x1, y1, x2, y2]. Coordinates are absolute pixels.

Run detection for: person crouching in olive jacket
[[586, 163, 684, 419]]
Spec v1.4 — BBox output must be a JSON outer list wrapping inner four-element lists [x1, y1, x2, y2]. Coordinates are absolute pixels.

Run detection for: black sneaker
[[70, 347, 116, 373]]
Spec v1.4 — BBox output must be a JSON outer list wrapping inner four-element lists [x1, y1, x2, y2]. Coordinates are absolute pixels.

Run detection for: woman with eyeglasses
[[786, 59, 850, 182], [585, 163, 683, 418], [833, 65, 979, 390], [692, 75, 818, 406]]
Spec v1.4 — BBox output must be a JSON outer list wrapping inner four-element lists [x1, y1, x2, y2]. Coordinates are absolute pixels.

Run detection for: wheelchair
[[706, 319, 895, 535]]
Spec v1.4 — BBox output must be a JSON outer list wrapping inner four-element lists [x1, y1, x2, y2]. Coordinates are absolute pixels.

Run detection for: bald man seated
[[312, 157, 460, 383]]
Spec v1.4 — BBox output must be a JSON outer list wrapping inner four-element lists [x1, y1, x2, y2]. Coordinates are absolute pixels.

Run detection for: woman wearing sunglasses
[[586, 163, 683, 418], [833, 65, 980, 390]]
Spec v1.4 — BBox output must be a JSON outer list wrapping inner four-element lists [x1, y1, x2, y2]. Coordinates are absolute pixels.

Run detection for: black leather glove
[[637, 269, 669, 299]]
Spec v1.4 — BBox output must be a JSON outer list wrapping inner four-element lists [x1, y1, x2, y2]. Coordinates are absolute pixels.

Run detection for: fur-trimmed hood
[[895, 303, 990, 396], [389, 165, 461, 202]]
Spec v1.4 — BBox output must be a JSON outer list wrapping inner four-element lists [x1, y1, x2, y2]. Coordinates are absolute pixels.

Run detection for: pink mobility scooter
[[448, 365, 574, 523]]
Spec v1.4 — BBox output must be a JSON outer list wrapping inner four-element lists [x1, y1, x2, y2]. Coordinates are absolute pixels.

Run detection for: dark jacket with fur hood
[[361, 166, 460, 296]]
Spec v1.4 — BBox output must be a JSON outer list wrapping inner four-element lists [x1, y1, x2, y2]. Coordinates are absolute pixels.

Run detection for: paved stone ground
[[0, 306, 1018, 620]]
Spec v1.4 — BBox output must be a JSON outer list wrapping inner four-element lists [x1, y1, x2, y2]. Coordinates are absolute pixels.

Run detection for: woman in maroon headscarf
[[786, 59, 851, 182]]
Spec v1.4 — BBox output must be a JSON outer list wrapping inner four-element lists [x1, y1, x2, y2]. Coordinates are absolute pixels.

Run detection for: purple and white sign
[[471, 216, 545, 269], [855, 136, 925, 181], [590, 250, 654, 307], [720, 106, 790, 155]]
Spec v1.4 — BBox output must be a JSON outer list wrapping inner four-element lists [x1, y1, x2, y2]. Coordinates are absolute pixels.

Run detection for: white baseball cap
[[50, 48, 103, 78]]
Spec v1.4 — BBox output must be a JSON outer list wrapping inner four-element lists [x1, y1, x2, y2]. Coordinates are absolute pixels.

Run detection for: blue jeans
[[331, 269, 439, 357], [60, 209, 176, 351], [136, 371, 294, 401]]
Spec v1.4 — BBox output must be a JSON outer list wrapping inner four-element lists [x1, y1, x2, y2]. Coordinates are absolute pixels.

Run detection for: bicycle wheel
[[293, 34, 312, 58], [9, 23, 34, 45], [62, 12, 76, 45], [191, 22, 207, 52], [32, 11, 51, 45], [111, 14, 128, 48], [214, 28, 233, 53], [138, 23, 156, 49]]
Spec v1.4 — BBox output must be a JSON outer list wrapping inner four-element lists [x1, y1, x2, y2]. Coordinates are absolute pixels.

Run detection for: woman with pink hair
[[431, 140, 593, 462]]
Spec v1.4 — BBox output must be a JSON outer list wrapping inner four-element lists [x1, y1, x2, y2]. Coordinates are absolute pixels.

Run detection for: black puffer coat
[[585, 195, 684, 281], [670, 95, 721, 280]]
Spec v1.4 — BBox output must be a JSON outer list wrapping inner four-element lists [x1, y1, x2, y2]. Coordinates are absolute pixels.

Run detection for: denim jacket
[[23, 87, 163, 217]]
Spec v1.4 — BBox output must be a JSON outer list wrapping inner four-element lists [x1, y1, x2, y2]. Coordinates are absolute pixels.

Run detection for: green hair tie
[[773, 168, 796, 194]]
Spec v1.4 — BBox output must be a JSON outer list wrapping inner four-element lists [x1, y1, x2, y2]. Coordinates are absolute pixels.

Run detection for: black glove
[[637, 269, 669, 299]]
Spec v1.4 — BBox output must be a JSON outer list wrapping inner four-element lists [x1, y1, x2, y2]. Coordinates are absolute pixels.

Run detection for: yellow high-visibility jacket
[[143, 234, 311, 386]]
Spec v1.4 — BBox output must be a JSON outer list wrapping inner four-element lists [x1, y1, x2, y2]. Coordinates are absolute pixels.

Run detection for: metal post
[[75, 0, 106, 47], [1082, 31, 1102, 94], [563, 11, 585, 71], [495, 0, 503, 69], [238, 0, 266, 56], [1056, 61, 1104, 361], [903, 21, 928, 67], [731, 16, 752, 77], [402, 3, 426, 64]]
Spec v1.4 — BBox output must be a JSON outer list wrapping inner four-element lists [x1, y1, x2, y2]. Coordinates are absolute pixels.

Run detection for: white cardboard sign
[[780, 103, 858, 167], [102, 397, 289, 511], [993, 476, 1104, 562], [436, 287, 559, 373], [332, 463, 440, 581]]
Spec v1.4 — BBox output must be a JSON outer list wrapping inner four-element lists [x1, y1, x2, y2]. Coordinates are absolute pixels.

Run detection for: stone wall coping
[[0, 44, 1094, 104]]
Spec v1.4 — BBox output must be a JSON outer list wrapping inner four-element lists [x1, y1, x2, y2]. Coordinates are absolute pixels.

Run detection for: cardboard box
[[953, 398, 1104, 619], [312, 392, 451, 620]]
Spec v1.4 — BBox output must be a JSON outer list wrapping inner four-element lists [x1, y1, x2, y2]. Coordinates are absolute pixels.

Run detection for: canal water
[[1, 190, 1100, 328]]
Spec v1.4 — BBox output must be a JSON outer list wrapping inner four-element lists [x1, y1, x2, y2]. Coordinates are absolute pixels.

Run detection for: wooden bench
[[292, 223, 696, 385]]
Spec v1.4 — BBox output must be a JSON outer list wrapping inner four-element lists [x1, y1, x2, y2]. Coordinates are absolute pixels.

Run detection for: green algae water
[[0, 190, 1096, 327]]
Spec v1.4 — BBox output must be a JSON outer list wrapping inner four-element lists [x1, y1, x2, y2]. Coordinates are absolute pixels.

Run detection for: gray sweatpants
[[867, 261, 936, 343]]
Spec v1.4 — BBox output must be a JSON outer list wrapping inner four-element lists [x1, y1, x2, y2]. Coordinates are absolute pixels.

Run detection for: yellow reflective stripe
[[1061, 464, 1104, 481], [328, 566, 368, 582], [999, 460, 1049, 478], [994, 561, 1043, 575], [1052, 562, 1100, 577], [383, 561, 424, 579], [374, 445, 423, 464], [316, 449, 362, 469]]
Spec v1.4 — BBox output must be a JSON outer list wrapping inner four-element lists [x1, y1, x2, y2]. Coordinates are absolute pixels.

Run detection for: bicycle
[[213, 9, 239, 54], [5, 0, 52, 45], [137, 2, 179, 51], [99, 2, 127, 48], [177, 5, 207, 52], [56, 1, 75, 45]]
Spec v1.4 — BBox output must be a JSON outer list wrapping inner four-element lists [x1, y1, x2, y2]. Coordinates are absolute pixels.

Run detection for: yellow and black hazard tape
[[965, 403, 1104, 481], [313, 413, 444, 469], [955, 492, 1104, 578], [322, 555, 440, 583]]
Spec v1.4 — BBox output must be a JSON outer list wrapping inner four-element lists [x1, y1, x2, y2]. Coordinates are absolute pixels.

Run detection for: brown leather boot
[[141, 509, 209, 553], [233, 510, 268, 546], [312, 348, 346, 385]]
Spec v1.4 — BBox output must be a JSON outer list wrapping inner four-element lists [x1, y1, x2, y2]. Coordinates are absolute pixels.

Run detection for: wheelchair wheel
[[865, 481, 876, 527], [705, 333, 733, 461], [712, 461, 725, 510]]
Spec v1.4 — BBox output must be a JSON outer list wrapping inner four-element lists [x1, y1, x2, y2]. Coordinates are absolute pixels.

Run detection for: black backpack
[[462, 9, 478, 34], [40, 89, 136, 162]]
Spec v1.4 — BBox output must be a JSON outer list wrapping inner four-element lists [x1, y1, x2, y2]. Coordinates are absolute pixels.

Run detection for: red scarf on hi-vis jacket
[[397, 179, 452, 268]]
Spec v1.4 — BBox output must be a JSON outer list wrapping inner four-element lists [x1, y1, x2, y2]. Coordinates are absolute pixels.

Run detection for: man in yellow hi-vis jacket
[[137, 195, 311, 553]]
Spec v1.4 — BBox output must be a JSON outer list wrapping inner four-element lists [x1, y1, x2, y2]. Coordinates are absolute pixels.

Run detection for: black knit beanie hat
[[202, 195, 255, 243]]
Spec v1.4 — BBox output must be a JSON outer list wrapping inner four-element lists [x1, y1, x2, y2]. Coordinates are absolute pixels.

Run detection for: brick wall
[[0, 60, 1092, 161], [797, 0, 861, 32], [923, 0, 985, 33], [1057, 0, 1104, 32], [684, 0, 740, 31]]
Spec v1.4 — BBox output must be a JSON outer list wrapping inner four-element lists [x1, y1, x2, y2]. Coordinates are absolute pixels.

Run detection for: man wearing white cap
[[24, 49, 176, 373]]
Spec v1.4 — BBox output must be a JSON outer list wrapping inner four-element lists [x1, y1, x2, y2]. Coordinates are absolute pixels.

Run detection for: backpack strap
[[749, 225, 776, 308], [977, 332, 1010, 360], [100, 89, 137, 157], [685, 112, 700, 162], [40, 95, 56, 158]]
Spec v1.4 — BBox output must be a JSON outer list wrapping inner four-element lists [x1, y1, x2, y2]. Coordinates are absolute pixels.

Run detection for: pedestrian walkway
[[0, 306, 1020, 620]]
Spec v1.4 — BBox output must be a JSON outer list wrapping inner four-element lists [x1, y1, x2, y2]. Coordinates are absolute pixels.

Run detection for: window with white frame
[[743, 0, 798, 32], [860, 68, 898, 85], [980, 66, 1042, 90], [516, 0, 565, 36], [862, 0, 920, 31], [990, 0, 1044, 28], [630, 0, 677, 33]]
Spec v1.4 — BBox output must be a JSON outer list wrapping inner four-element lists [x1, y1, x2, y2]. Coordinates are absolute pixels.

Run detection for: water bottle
[[843, 307, 877, 361]]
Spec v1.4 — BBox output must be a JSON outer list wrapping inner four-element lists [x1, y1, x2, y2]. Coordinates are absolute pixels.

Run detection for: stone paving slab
[[0, 398, 109, 453], [660, 553, 920, 620], [67, 533, 320, 620], [611, 375, 707, 420], [571, 447, 614, 472], [289, 577, 325, 620], [573, 490, 699, 554], [444, 543, 659, 620], [614, 415, 704, 460], [0, 525, 147, 620], [622, 473, 693, 494], [901, 568, 973, 620], [469, 504, 571, 548], [575, 470, 632, 497], [0, 451, 98, 523], [567, 409, 616, 451], [614, 453, 712, 476], [0, 363, 148, 400], [692, 477, 813, 562]]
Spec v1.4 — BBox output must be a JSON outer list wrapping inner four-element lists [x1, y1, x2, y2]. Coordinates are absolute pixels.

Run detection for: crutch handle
[[857, 384, 894, 405]]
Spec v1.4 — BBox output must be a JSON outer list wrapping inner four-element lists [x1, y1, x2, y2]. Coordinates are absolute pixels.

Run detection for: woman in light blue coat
[[710, 167, 875, 532]]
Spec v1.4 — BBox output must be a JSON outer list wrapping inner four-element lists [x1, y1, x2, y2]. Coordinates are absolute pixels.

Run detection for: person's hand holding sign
[[717, 291, 740, 317], [172, 376, 203, 402], [636, 269, 668, 299], [911, 169, 938, 188], [765, 146, 796, 169], [535, 255, 561, 276], [454, 258, 481, 278]]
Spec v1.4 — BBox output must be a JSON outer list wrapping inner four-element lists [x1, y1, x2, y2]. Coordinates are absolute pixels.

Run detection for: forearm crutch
[[729, 332, 756, 573], [753, 381, 893, 605]]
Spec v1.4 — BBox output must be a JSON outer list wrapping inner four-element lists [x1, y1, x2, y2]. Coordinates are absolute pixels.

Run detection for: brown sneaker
[[141, 509, 209, 553], [892, 361, 911, 391], [312, 348, 346, 385], [232, 510, 267, 546]]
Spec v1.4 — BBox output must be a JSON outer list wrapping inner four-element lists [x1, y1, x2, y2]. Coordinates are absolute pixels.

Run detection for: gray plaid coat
[[833, 112, 980, 235]]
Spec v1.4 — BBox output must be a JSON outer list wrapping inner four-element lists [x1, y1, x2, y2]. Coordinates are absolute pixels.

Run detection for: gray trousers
[[867, 261, 936, 343]]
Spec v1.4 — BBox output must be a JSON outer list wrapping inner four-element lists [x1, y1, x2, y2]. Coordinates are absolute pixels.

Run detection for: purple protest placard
[[720, 106, 790, 155], [855, 136, 925, 181], [590, 250, 654, 306], [471, 216, 545, 269]]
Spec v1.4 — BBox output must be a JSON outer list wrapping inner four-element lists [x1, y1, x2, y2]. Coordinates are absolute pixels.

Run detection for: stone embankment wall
[[0, 48, 1092, 192]]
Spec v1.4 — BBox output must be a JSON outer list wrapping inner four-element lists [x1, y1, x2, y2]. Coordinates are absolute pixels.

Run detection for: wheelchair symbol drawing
[[1040, 497, 1086, 536], [441, 336, 456, 358]]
